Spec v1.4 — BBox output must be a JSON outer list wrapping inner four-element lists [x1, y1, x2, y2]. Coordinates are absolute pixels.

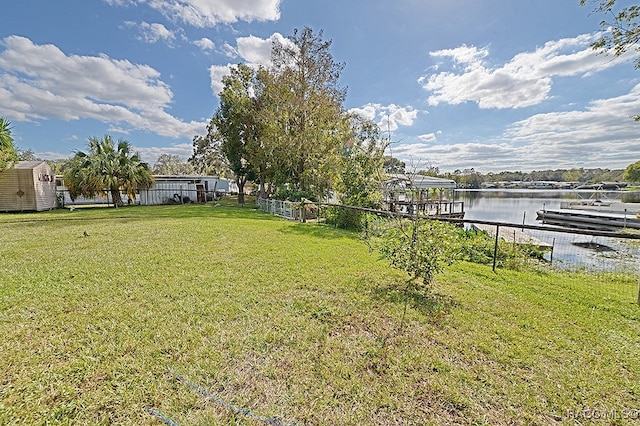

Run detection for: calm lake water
[[456, 189, 640, 225], [454, 189, 640, 270]]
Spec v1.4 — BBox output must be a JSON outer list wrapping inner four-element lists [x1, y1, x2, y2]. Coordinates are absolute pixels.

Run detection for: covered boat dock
[[382, 174, 464, 218]]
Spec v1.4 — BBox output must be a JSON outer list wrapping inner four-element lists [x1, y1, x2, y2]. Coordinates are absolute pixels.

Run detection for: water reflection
[[457, 189, 640, 223], [456, 189, 640, 271]]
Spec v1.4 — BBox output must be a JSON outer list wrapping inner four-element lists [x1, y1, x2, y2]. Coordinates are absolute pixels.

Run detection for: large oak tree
[[261, 27, 349, 200], [195, 27, 353, 203], [213, 63, 261, 204]]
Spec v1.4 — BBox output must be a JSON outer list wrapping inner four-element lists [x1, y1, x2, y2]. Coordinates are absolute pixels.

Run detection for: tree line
[[433, 167, 634, 189]]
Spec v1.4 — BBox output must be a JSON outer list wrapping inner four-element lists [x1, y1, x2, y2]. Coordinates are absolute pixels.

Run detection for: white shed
[[0, 161, 58, 212]]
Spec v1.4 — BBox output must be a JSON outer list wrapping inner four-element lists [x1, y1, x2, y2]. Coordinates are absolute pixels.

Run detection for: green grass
[[1, 201, 639, 425]]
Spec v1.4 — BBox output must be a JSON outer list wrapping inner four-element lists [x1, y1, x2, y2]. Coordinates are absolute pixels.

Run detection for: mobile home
[[139, 175, 230, 205]]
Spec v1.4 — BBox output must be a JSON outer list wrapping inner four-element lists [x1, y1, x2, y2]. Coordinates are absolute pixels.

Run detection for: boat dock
[[537, 208, 640, 231], [472, 224, 553, 250]]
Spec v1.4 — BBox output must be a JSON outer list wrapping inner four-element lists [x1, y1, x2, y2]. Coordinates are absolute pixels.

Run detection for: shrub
[[457, 228, 547, 270], [272, 187, 318, 202], [334, 206, 365, 230], [365, 217, 460, 293]]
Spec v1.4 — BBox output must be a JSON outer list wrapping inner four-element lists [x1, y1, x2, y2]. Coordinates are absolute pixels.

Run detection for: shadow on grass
[[278, 221, 357, 240], [0, 203, 285, 224], [205, 205, 285, 221], [371, 282, 458, 318]]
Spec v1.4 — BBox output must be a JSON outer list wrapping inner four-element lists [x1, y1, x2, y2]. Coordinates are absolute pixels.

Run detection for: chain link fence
[[56, 188, 228, 207], [256, 198, 640, 301]]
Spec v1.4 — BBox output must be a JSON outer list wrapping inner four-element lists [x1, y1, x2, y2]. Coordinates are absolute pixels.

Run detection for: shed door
[[196, 184, 205, 203]]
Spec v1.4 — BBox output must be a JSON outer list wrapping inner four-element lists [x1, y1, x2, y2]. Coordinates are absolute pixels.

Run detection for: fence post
[[301, 200, 307, 223], [637, 279, 640, 306], [492, 224, 500, 272]]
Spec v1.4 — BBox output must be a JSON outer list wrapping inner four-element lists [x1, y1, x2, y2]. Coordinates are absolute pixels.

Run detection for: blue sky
[[2, 0, 639, 172]]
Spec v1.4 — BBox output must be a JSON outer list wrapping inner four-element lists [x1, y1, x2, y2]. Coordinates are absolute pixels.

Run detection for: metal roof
[[13, 161, 48, 170], [152, 175, 222, 180]]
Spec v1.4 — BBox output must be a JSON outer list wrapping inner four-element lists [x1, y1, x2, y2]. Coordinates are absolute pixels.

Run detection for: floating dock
[[472, 224, 553, 250], [536, 208, 640, 231]]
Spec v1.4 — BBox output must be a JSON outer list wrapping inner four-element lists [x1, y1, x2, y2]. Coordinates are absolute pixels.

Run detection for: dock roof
[[384, 174, 457, 189]]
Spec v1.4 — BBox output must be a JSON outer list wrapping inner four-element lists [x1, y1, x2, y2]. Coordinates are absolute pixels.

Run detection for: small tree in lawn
[[365, 172, 460, 333], [368, 216, 460, 295]]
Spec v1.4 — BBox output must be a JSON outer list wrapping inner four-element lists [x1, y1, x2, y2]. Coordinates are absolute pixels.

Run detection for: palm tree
[[0, 117, 18, 172], [64, 135, 154, 207]]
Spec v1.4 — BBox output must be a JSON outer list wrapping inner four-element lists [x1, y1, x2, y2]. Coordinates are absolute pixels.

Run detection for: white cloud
[[429, 44, 488, 71], [134, 142, 194, 163], [103, 0, 135, 5], [40, 142, 194, 164], [0, 36, 205, 138], [503, 83, 640, 163], [38, 140, 194, 164], [349, 105, 377, 121], [391, 84, 640, 172], [132, 21, 176, 44], [34, 150, 71, 160], [209, 64, 231, 96], [349, 103, 419, 132], [194, 37, 215, 51], [236, 33, 286, 64], [120, 0, 281, 27], [391, 141, 534, 172], [419, 33, 637, 109], [394, 136, 639, 172], [106, 125, 132, 135], [208, 33, 289, 95], [418, 133, 436, 142]]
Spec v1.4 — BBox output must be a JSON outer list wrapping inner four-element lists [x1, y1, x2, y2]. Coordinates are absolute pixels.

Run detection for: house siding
[[139, 176, 230, 205]]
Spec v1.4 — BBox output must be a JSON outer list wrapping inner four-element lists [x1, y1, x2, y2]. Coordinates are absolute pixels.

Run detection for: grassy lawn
[[1, 201, 639, 425]]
